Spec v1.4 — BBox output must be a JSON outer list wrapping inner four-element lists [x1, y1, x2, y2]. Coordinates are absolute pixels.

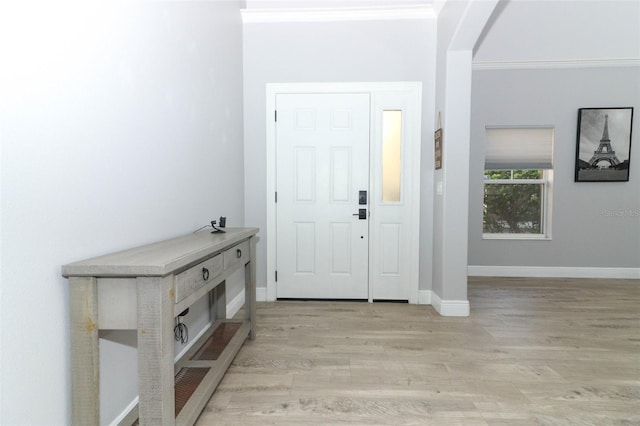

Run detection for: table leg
[[69, 276, 99, 425], [245, 236, 257, 339], [136, 276, 175, 425]]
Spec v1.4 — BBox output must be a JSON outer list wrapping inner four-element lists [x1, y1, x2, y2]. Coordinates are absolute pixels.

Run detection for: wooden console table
[[62, 228, 259, 426]]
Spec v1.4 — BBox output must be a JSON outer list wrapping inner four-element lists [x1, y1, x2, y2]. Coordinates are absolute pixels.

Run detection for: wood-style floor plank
[[196, 277, 640, 425]]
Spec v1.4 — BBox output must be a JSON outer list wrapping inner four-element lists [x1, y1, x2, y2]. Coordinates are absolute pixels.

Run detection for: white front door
[[269, 83, 422, 303], [276, 93, 370, 299]]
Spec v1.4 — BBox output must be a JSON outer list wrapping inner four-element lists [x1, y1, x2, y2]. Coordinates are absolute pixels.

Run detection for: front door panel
[[276, 93, 370, 299]]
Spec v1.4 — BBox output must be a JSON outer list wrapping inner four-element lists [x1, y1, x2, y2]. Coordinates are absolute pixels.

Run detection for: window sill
[[482, 234, 552, 241]]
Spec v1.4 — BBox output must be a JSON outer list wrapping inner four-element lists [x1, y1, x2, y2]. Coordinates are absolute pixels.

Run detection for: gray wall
[[0, 2, 245, 424], [469, 66, 640, 268], [242, 19, 437, 292], [431, 0, 475, 301]]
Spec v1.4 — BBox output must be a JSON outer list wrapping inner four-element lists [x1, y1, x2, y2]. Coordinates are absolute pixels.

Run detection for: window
[[483, 127, 554, 239], [484, 169, 547, 235], [381, 110, 402, 202]]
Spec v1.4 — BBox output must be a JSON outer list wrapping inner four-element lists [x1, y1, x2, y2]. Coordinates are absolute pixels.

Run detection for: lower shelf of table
[[128, 319, 249, 426]]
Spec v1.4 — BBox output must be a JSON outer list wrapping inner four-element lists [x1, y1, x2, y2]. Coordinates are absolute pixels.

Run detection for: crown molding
[[473, 58, 640, 71], [241, 5, 435, 23]]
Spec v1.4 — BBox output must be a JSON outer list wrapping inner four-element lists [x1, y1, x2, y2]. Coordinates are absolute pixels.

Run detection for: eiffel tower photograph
[[575, 107, 634, 182]]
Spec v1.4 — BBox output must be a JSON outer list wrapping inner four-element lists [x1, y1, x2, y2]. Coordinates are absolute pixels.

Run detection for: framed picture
[[434, 128, 443, 170], [575, 107, 634, 182]]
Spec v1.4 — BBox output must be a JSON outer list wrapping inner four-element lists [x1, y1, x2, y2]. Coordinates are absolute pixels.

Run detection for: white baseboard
[[418, 290, 432, 305], [256, 286, 268, 302], [430, 292, 470, 317], [110, 396, 138, 426], [468, 265, 640, 279], [227, 289, 246, 318]]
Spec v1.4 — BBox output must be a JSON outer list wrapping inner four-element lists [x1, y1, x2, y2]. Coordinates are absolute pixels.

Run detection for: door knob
[[352, 209, 367, 220]]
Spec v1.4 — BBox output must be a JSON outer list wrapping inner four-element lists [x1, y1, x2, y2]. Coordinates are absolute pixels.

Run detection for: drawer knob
[[236, 249, 242, 259], [202, 267, 209, 280]]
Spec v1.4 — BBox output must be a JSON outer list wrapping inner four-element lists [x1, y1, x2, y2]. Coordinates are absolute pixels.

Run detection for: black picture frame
[[575, 107, 634, 182]]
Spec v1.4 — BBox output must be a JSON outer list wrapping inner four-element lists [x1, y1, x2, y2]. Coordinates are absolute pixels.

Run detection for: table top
[[62, 227, 258, 278]]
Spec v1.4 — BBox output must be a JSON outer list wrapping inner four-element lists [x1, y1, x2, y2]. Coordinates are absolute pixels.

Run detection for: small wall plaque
[[434, 128, 443, 170]]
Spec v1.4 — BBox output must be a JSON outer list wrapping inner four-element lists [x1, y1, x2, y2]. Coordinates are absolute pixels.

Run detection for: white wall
[[469, 66, 640, 268], [242, 18, 436, 293], [0, 1, 245, 424]]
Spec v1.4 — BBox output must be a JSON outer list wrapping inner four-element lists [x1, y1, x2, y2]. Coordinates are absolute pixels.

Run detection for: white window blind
[[484, 127, 554, 170]]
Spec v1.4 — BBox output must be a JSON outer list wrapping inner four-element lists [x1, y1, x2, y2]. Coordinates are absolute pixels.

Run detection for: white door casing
[[275, 93, 370, 299], [266, 82, 422, 303]]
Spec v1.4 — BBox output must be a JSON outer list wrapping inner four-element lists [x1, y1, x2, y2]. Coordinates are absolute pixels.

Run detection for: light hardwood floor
[[197, 277, 640, 425]]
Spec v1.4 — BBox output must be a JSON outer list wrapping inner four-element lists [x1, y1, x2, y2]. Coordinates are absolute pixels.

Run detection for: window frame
[[482, 169, 553, 240]]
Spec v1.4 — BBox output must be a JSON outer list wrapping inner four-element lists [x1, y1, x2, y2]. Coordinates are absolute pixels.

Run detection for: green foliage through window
[[484, 170, 541, 180], [483, 170, 543, 234]]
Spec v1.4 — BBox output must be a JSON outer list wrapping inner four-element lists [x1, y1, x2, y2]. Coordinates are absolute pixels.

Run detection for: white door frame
[[266, 82, 422, 303]]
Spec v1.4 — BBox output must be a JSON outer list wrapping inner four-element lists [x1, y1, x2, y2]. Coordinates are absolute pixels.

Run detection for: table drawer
[[223, 240, 249, 270], [175, 254, 223, 303]]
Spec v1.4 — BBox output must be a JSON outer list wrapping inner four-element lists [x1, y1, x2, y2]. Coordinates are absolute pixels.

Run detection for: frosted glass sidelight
[[382, 110, 402, 202]]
